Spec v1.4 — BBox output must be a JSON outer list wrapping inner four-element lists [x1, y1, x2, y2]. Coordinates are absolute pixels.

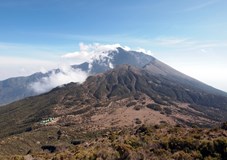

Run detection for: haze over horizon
[[0, 0, 227, 92]]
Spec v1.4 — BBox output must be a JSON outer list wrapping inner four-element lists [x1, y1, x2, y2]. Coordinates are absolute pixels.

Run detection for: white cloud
[[61, 43, 151, 64], [61, 43, 121, 63], [30, 65, 88, 94], [0, 56, 56, 80], [200, 49, 207, 53], [136, 48, 154, 56]]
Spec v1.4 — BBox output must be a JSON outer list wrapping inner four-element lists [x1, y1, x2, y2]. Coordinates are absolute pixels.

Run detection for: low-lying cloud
[[30, 65, 88, 94]]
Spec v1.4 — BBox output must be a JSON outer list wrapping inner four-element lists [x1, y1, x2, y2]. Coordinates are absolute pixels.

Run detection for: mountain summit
[[73, 47, 155, 73]]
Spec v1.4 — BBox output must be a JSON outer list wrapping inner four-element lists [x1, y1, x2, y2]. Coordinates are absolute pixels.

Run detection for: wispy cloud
[[183, 0, 220, 12], [153, 37, 189, 46], [136, 37, 227, 53], [47, 32, 227, 53]]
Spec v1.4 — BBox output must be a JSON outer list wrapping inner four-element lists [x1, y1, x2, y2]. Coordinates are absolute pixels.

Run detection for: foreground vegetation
[[1, 123, 227, 160]]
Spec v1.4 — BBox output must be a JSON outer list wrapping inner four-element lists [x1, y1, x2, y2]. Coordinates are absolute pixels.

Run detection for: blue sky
[[0, 0, 227, 91]]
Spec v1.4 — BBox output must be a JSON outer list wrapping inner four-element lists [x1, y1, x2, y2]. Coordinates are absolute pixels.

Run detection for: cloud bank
[[30, 65, 88, 94]]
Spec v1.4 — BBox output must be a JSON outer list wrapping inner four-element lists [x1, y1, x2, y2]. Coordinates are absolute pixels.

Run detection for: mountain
[[0, 64, 227, 138], [0, 47, 226, 106], [0, 64, 227, 157], [0, 48, 155, 106]]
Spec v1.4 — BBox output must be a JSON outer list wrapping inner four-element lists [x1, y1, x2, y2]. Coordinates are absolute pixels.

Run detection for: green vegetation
[[221, 122, 227, 130], [146, 103, 162, 111], [126, 101, 137, 107], [1, 124, 226, 160]]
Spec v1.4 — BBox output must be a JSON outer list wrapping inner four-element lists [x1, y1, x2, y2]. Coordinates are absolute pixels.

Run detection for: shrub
[[213, 138, 227, 159], [134, 105, 143, 111], [124, 136, 141, 149], [168, 137, 197, 152], [221, 122, 227, 130], [25, 127, 32, 132], [71, 140, 83, 145], [146, 103, 162, 111], [199, 140, 215, 158], [135, 118, 142, 124], [136, 125, 148, 134], [163, 107, 172, 115], [153, 97, 168, 105], [134, 94, 140, 100], [172, 151, 193, 160], [41, 145, 56, 153], [126, 102, 137, 107]]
